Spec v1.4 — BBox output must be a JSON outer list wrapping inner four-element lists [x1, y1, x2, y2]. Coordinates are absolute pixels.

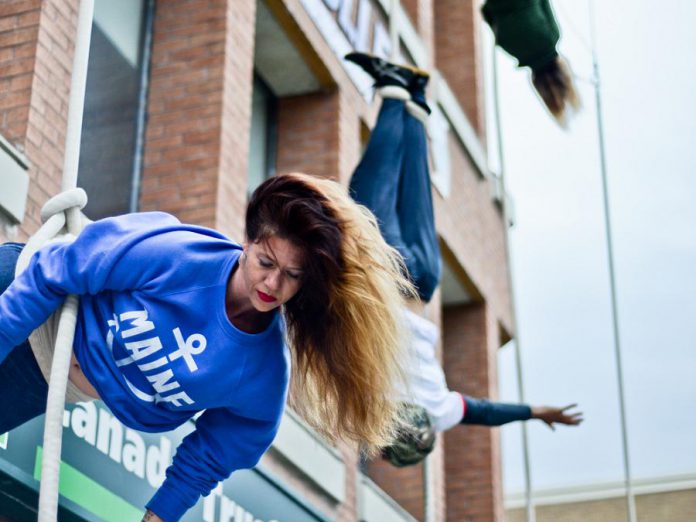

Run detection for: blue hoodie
[[0, 212, 290, 521]]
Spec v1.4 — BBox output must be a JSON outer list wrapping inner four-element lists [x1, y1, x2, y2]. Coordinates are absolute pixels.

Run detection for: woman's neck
[[226, 264, 274, 334]]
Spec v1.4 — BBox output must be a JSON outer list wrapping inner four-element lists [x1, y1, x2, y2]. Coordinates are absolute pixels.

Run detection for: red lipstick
[[257, 290, 277, 303]]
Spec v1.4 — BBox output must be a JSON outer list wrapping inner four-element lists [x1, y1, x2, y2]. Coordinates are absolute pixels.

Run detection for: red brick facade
[[435, 0, 487, 139], [276, 91, 341, 181], [0, 0, 78, 241], [0, 0, 512, 520], [142, 0, 255, 237], [443, 303, 504, 522]]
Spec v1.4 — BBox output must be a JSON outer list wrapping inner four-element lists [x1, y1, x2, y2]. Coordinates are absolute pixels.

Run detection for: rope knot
[[40, 188, 88, 223]]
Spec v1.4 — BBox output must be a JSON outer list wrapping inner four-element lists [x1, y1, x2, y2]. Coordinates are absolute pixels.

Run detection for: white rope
[[12, 1, 94, 520], [36, 0, 93, 509], [14, 194, 91, 522], [16, 188, 92, 408], [378, 85, 411, 101], [15, 195, 91, 522], [405, 101, 429, 125]]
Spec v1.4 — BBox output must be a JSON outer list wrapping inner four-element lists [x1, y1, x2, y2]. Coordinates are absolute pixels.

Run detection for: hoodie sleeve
[[145, 408, 280, 521], [461, 395, 532, 426], [0, 212, 225, 364]]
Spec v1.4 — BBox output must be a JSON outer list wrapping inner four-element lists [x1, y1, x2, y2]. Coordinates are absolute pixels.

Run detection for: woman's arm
[[0, 212, 224, 364], [145, 408, 279, 522], [460, 395, 532, 426], [461, 395, 583, 429]]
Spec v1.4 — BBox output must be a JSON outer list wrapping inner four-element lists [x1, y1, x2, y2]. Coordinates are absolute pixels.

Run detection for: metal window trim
[[0, 134, 30, 224]]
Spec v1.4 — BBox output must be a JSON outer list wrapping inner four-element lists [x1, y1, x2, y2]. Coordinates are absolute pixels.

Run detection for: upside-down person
[[482, 0, 581, 126], [345, 51, 583, 466]]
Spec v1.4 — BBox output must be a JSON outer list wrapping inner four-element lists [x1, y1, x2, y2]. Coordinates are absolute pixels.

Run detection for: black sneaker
[[409, 72, 430, 96], [345, 52, 429, 92], [409, 73, 431, 115]]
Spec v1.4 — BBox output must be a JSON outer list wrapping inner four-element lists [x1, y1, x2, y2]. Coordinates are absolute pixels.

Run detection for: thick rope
[[15, 189, 92, 405], [16, 1, 94, 520], [14, 189, 91, 522]]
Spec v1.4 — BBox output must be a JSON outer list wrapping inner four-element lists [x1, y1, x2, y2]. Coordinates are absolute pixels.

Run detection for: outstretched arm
[[461, 395, 532, 426], [461, 396, 583, 429]]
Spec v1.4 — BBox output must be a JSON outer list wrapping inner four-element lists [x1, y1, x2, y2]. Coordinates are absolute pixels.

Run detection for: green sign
[[0, 403, 328, 522]]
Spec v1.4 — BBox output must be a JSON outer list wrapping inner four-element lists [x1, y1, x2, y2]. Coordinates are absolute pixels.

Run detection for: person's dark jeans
[[349, 98, 441, 302], [0, 242, 48, 434]]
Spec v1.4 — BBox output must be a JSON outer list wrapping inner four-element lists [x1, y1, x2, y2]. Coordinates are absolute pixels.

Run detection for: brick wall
[[367, 457, 426, 520], [434, 0, 487, 139], [443, 302, 504, 521], [0, 0, 511, 519], [0, 0, 40, 148], [216, 0, 257, 237], [276, 90, 340, 180], [402, 0, 418, 29], [141, 0, 255, 239], [0, 0, 78, 242]]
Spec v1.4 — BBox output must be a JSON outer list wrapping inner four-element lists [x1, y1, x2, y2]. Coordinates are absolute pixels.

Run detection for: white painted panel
[[0, 137, 29, 223], [300, 0, 380, 100], [435, 72, 490, 180], [271, 411, 346, 502], [430, 103, 451, 198], [393, 5, 427, 68]]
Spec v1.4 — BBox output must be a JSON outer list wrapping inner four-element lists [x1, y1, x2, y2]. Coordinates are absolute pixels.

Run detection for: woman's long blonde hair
[[246, 172, 416, 454]]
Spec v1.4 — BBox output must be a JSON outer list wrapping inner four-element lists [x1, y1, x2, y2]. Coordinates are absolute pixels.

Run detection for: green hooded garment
[[482, 0, 560, 71]]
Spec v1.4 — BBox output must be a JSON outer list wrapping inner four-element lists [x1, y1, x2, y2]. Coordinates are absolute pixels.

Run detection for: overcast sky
[[485, 0, 696, 494]]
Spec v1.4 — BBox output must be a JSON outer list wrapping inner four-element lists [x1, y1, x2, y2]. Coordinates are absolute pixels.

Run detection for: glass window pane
[[248, 75, 277, 195], [78, 0, 145, 220]]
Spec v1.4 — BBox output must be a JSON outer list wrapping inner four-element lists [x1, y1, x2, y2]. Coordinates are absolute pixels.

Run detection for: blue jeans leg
[[0, 243, 48, 433], [350, 98, 405, 250], [349, 99, 441, 302], [397, 111, 441, 301]]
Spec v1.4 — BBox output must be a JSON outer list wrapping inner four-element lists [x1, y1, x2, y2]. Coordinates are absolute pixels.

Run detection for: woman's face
[[241, 235, 305, 312]]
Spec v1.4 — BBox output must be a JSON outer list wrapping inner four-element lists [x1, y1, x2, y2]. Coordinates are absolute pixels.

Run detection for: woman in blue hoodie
[[0, 172, 415, 521]]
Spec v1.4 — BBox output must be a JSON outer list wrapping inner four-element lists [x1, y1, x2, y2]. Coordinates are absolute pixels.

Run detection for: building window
[[78, 0, 150, 220], [248, 74, 278, 195]]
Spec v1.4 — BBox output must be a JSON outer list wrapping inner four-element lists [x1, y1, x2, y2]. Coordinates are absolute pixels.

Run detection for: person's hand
[[531, 404, 583, 430], [141, 510, 164, 522]]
